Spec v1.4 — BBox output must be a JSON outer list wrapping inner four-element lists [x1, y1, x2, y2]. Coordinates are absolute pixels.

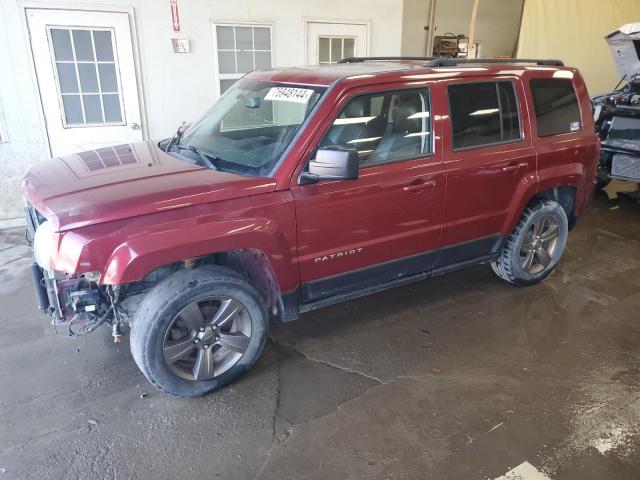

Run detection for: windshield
[[177, 80, 325, 176]]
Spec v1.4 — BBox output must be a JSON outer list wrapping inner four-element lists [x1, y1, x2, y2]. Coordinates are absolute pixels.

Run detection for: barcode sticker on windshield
[[265, 87, 314, 104]]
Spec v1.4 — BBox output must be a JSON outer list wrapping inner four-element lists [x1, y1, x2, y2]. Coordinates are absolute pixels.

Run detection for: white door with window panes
[[26, 9, 143, 157], [213, 23, 273, 95], [306, 22, 368, 64]]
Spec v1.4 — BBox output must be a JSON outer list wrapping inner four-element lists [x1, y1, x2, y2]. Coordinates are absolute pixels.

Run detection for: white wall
[[0, 0, 404, 224], [401, 0, 431, 57], [433, 0, 523, 58], [0, 0, 51, 226]]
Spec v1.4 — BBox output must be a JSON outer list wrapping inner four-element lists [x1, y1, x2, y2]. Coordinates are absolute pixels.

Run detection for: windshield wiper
[[174, 144, 219, 171], [164, 122, 190, 152]]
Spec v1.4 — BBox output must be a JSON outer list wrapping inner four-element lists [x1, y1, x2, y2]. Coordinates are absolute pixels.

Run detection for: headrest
[[393, 100, 422, 133], [344, 97, 367, 118]]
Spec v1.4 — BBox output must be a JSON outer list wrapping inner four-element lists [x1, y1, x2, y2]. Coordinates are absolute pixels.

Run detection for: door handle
[[131, 122, 141, 130], [403, 179, 436, 193], [502, 162, 528, 173]]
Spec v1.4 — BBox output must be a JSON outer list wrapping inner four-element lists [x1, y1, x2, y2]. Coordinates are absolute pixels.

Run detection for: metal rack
[[338, 56, 435, 63], [337, 57, 565, 67], [424, 58, 564, 67]]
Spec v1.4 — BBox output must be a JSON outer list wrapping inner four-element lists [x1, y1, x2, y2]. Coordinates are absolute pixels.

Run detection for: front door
[[306, 21, 369, 64], [26, 9, 143, 157], [292, 83, 445, 302]]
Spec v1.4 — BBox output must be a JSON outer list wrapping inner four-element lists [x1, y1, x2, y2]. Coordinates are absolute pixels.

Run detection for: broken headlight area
[[30, 264, 122, 339]]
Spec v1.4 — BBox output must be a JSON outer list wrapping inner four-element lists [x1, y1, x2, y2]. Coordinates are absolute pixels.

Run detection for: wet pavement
[[0, 182, 639, 479]]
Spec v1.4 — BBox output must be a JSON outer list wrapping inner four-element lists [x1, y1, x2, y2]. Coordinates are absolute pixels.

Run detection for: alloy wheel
[[519, 215, 560, 275], [162, 296, 252, 381]]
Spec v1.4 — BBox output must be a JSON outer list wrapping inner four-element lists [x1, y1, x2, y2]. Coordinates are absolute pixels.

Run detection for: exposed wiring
[[68, 306, 113, 338]]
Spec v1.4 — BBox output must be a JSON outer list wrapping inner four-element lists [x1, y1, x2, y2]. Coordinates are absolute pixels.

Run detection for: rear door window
[[530, 78, 581, 137], [448, 81, 521, 150]]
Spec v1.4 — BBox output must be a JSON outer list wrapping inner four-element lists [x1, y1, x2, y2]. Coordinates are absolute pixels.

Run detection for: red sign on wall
[[170, 0, 180, 32]]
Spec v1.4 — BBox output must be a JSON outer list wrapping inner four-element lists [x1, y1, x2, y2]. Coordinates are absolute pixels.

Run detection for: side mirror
[[300, 145, 359, 184]]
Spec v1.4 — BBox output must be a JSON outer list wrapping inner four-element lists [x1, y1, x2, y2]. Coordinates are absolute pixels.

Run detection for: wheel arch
[[530, 186, 576, 228], [117, 247, 288, 321], [505, 182, 578, 236]]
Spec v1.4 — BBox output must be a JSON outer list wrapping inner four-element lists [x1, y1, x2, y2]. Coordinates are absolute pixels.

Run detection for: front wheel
[[491, 200, 568, 286], [130, 266, 268, 397]]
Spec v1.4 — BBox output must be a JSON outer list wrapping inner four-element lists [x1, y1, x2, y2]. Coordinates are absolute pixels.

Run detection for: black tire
[[491, 200, 568, 286], [130, 266, 268, 397], [596, 153, 612, 190], [596, 165, 611, 190]]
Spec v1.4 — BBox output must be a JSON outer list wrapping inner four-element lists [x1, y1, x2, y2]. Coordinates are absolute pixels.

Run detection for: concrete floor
[[1, 183, 639, 480]]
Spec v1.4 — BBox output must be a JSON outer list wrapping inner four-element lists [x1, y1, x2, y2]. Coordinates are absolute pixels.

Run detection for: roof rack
[[424, 58, 564, 67], [338, 56, 435, 63]]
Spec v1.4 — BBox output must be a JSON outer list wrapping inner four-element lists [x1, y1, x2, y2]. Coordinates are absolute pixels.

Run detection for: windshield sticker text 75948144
[[264, 87, 314, 104]]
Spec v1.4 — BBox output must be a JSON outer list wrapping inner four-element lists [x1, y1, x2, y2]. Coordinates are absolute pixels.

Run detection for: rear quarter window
[[530, 78, 581, 137]]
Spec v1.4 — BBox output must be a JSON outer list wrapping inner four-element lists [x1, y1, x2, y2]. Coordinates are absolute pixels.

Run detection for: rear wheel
[[130, 266, 268, 397], [491, 200, 568, 286]]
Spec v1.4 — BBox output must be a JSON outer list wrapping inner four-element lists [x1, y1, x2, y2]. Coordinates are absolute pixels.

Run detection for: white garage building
[[0, 0, 523, 225]]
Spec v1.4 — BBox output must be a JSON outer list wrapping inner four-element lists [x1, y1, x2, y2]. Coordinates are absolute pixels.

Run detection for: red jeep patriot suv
[[22, 57, 599, 397]]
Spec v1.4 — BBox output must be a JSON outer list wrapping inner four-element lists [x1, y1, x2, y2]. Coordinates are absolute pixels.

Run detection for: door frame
[[302, 17, 371, 64], [18, 1, 148, 157]]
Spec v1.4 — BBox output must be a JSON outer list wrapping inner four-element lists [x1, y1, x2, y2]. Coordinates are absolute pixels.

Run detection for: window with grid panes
[[215, 24, 273, 94], [48, 27, 124, 126], [317, 36, 355, 64]]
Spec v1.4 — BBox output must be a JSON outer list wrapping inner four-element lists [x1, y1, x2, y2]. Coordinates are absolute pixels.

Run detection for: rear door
[[291, 82, 445, 302], [438, 78, 537, 266]]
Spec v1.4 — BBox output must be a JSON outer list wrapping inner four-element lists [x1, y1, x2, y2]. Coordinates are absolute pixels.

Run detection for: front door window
[[318, 89, 432, 166]]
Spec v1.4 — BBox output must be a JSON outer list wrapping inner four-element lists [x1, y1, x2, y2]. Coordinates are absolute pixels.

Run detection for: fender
[[501, 170, 540, 236], [103, 218, 291, 285], [537, 160, 586, 212], [54, 191, 299, 293], [502, 161, 585, 235]]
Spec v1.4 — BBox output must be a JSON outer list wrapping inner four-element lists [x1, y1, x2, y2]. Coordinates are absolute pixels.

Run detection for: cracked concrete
[[1, 183, 640, 479]]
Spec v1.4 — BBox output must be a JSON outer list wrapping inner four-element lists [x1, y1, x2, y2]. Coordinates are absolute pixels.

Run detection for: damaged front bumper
[[25, 203, 108, 325], [29, 263, 105, 323]]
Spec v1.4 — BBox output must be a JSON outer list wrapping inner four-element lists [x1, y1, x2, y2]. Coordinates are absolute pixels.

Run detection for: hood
[[21, 141, 277, 231], [606, 23, 640, 80]]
